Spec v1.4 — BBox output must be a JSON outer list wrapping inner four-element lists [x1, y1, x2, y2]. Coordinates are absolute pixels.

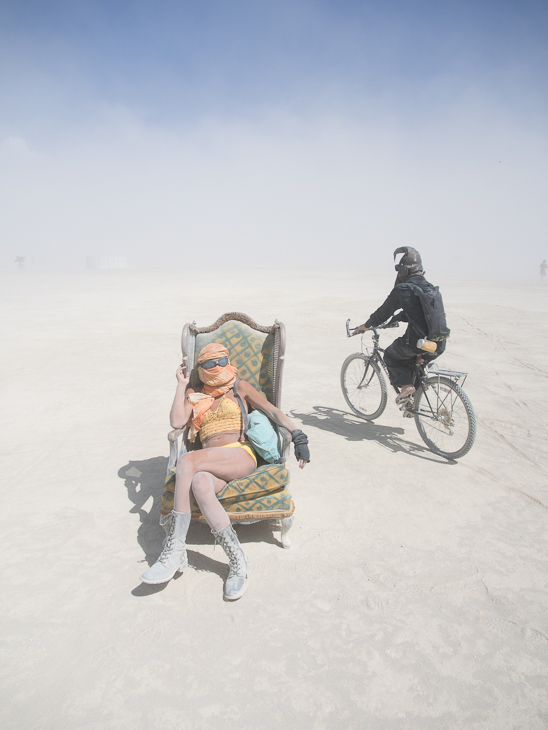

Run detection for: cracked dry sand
[[1, 270, 548, 730]]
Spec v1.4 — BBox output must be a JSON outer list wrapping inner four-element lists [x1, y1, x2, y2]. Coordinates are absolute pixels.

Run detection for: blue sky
[[1, 0, 547, 273]]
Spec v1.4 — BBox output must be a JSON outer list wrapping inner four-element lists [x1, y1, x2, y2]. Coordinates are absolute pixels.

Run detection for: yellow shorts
[[221, 440, 257, 466]]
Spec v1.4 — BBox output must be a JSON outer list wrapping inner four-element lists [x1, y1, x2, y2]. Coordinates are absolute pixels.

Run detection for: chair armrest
[[276, 425, 292, 460], [167, 428, 186, 474]]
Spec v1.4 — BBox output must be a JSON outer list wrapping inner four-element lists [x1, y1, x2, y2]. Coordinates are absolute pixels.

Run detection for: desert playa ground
[[2, 269, 548, 729]]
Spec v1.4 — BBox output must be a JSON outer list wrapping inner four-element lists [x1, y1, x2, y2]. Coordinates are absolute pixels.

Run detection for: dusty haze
[[2, 4, 548, 725], [1, 1, 547, 276]]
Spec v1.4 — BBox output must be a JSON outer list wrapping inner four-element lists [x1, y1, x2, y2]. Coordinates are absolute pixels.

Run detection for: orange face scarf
[[187, 343, 238, 442]]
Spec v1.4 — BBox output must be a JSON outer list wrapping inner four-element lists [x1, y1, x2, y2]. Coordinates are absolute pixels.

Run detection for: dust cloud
[[1, 105, 546, 279]]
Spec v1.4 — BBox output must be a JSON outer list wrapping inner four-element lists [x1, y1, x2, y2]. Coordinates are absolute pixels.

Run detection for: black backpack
[[406, 282, 450, 342]]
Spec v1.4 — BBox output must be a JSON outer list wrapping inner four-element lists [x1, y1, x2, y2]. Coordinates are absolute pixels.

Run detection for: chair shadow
[[289, 406, 456, 464], [188, 518, 283, 548], [119, 455, 286, 594], [118, 455, 170, 567]]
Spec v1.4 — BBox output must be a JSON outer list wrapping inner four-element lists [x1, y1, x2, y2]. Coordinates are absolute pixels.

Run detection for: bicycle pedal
[[397, 396, 413, 410], [402, 409, 414, 418]]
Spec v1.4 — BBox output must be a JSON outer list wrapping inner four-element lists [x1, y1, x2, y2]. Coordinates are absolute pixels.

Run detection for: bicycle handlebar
[[346, 318, 400, 337], [345, 319, 355, 337]]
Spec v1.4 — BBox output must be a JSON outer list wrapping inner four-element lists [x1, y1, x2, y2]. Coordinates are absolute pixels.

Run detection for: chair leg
[[280, 516, 294, 549]]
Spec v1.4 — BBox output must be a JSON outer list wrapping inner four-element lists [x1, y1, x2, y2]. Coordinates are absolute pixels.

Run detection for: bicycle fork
[[357, 360, 374, 389]]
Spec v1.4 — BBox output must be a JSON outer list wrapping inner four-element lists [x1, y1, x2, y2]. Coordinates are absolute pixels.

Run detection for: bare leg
[[173, 446, 255, 517], [141, 448, 254, 586], [395, 384, 416, 403], [191, 471, 231, 531]]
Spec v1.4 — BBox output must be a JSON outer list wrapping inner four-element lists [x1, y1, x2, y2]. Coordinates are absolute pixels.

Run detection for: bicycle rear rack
[[426, 364, 468, 386]]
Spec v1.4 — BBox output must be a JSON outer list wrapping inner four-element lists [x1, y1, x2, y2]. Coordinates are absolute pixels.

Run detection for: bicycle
[[340, 318, 477, 460]]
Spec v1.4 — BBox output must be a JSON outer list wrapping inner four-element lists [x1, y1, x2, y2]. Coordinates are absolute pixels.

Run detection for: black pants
[[383, 336, 446, 387]]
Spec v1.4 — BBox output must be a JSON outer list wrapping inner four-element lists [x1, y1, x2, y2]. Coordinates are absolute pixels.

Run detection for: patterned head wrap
[[187, 343, 238, 442]]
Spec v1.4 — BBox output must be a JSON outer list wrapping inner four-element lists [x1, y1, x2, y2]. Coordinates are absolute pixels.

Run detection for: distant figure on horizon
[[15, 256, 26, 270], [540, 260, 547, 283], [354, 247, 450, 405]]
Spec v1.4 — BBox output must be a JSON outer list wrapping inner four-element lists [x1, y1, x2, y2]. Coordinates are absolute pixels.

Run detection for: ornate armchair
[[159, 312, 295, 547]]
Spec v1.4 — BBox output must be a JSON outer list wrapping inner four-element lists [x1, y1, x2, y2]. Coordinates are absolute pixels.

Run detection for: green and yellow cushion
[[217, 489, 294, 520], [160, 463, 293, 520], [191, 321, 275, 402]]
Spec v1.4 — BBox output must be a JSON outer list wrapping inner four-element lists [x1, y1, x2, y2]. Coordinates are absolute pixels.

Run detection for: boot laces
[[214, 530, 245, 576], [158, 521, 177, 565], [225, 541, 245, 576]]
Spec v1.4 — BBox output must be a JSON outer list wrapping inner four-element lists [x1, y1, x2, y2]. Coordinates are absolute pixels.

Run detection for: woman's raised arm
[[169, 365, 194, 428]]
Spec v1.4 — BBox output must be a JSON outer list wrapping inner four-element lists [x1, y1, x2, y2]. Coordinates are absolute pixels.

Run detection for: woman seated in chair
[[141, 343, 310, 599]]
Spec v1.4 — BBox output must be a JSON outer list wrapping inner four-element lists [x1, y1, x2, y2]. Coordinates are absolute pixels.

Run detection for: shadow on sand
[[118, 455, 286, 595], [290, 406, 456, 464]]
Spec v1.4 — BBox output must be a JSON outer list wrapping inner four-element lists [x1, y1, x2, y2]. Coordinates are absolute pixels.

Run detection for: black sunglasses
[[200, 356, 229, 370]]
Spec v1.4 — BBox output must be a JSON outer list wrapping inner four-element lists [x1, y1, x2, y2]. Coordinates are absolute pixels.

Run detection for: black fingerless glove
[[291, 429, 310, 462]]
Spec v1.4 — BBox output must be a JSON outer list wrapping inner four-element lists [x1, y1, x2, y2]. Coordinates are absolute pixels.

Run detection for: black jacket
[[365, 275, 432, 348]]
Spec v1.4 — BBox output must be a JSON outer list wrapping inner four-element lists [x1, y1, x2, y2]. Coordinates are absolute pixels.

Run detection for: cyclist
[[354, 247, 447, 404]]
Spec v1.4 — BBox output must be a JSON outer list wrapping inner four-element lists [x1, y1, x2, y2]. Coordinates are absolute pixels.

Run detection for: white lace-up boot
[[211, 524, 250, 600], [159, 512, 172, 547], [140, 511, 191, 584]]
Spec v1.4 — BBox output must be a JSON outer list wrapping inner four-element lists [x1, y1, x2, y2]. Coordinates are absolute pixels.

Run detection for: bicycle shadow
[[290, 406, 456, 463]]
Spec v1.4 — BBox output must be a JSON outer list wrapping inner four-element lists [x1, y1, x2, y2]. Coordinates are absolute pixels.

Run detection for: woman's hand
[[176, 363, 190, 388], [236, 380, 311, 466], [170, 363, 193, 428], [291, 430, 310, 465]]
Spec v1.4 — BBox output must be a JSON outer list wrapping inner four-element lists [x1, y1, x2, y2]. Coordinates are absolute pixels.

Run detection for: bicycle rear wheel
[[414, 375, 476, 459], [341, 353, 388, 420]]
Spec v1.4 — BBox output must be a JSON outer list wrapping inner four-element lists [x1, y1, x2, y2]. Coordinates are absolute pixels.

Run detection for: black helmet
[[393, 246, 424, 283]]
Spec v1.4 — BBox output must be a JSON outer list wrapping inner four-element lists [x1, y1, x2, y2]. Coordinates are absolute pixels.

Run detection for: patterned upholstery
[[161, 313, 293, 524], [216, 489, 294, 520], [190, 321, 275, 402], [160, 463, 293, 518]]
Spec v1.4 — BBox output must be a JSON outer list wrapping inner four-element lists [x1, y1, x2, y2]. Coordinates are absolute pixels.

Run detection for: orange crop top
[[199, 396, 244, 441]]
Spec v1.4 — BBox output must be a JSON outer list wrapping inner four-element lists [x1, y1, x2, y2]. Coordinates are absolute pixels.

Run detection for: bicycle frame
[[346, 318, 395, 389], [343, 317, 476, 458], [346, 318, 468, 421]]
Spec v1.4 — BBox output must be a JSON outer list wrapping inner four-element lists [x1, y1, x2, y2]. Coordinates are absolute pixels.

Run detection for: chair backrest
[[182, 312, 286, 408]]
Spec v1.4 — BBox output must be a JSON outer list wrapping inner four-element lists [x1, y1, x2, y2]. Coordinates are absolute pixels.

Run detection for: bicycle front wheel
[[414, 375, 476, 459], [341, 353, 388, 420]]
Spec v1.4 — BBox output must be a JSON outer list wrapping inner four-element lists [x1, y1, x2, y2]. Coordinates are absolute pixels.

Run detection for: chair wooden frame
[[164, 312, 295, 547]]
